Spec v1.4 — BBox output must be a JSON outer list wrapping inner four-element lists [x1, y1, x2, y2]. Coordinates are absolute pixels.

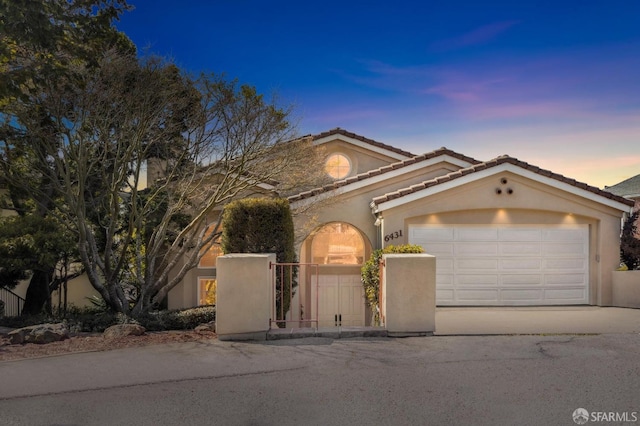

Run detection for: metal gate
[[270, 262, 319, 329]]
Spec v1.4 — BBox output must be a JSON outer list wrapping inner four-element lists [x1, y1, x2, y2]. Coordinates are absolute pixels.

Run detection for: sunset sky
[[117, 1, 640, 189]]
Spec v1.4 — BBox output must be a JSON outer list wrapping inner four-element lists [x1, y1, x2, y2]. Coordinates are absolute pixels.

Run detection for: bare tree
[[9, 52, 325, 315]]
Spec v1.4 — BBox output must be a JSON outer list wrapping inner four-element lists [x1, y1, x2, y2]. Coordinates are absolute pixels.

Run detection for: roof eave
[[374, 162, 634, 213]]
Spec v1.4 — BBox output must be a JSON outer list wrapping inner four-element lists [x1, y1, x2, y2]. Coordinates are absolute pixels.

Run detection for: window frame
[[311, 222, 365, 266], [198, 231, 223, 269], [197, 276, 217, 306], [325, 152, 352, 179]]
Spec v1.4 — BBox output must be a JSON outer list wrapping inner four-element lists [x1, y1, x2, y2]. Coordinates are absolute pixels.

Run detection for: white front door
[[312, 275, 365, 327], [409, 224, 589, 306]]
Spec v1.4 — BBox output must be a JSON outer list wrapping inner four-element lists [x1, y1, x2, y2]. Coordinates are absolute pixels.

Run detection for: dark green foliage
[[0, 268, 27, 291], [0, 215, 77, 314], [361, 244, 424, 325], [0, 0, 133, 314], [621, 211, 640, 270], [0, 306, 216, 332], [222, 198, 296, 321], [0, 313, 53, 329], [67, 310, 120, 333], [136, 306, 216, 331]]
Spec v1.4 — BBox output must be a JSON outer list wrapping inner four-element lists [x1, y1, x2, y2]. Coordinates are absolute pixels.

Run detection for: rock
[[8, 323, 69, 345], [103, 324, 146, 339], [8, 329, 25, 345], [195, 321, 216, 333]]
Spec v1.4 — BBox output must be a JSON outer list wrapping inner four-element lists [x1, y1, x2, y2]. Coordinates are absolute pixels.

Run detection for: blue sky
[[117, 1, 640, 188]]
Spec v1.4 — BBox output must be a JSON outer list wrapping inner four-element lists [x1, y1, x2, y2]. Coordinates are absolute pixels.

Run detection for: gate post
[[382, 254, 436, 336], [216, 253, 276, 341]]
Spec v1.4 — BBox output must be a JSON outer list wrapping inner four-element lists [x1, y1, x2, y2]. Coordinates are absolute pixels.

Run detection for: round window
[[325, 153, 351, 179]]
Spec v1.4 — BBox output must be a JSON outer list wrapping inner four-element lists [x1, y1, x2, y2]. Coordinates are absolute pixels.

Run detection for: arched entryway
[[300, 222, 371, 327]]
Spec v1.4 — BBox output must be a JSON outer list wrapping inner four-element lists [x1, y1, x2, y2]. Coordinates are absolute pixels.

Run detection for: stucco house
[[169, 128, 634, 327], [2, 129, 634, 320]]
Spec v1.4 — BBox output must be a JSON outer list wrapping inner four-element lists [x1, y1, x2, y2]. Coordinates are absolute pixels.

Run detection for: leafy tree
[[621, 211, 640, 270], [1, 2, 327, 317], [3, 50, 321, 316], [0, 0, 134, 314], [361, 244, 424, 325], [0, 214, 77, 314]]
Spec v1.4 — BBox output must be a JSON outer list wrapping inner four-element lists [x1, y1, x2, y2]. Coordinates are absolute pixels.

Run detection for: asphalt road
[[1, 334, 640, 426]]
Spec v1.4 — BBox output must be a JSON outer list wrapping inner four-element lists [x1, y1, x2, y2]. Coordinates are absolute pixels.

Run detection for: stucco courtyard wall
[[216, 253, 274, 341], [382, 254, 436, 336], [612, 271, 640, 308]]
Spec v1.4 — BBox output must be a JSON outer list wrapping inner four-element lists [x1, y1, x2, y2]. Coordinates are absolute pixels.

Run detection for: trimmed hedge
[[222, 197, 296, 321]]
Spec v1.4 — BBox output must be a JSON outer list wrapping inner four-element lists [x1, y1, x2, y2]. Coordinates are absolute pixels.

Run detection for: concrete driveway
[[435, 306, 640, 335]]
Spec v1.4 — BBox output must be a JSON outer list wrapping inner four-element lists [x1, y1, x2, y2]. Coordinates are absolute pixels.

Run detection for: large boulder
[[103, 323, 146, 339], [8, 323, 69, 345]]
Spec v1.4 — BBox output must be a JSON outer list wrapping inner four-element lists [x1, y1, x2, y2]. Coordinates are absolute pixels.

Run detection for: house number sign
[[384, 230, 403, 242]]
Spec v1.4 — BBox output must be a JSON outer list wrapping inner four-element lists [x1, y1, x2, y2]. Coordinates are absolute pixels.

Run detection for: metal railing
[[0, 287, 25, 317], [270, 262, 319, 329]]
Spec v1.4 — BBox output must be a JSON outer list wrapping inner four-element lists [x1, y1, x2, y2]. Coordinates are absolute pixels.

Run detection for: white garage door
[[409, 225, 589, 306]]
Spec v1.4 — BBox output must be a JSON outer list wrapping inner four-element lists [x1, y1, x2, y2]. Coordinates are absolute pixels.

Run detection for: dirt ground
[[0, 330, 217, 362]]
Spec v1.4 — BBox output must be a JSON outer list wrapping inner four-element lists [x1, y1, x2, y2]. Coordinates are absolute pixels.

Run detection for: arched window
[[325, 153, 351, 179], [311, 222, 365, 265]]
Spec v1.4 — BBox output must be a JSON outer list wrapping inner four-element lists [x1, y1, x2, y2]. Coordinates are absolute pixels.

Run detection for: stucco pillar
[[216, 253, 275, 341], [382, 254, 436, 336]]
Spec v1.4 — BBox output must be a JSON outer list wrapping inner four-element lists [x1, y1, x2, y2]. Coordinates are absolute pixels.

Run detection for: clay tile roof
[[605, 173, 640, 197], [372, 155, 635, 207], [288, 146, 482, 203], [313, 128, 416, 157]]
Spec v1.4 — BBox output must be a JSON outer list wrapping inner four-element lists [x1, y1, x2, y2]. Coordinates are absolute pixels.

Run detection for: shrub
[[137, 306, 216, 331], [361, 244, 424, 325], [222, 197, 296, 322], [621, 211, 640, 270], [0, 305, 216, 332], [0, 313, 54, 329]]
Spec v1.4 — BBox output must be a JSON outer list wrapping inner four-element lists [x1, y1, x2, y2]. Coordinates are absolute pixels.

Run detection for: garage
[[409, 224, 589, 306]]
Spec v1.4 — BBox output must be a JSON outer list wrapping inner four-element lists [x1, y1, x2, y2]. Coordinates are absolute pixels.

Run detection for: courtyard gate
[[270, 262, 319, 329]]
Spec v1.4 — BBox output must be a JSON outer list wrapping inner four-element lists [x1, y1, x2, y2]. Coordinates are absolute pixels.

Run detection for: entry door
[[312, 275, 365, 327]]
